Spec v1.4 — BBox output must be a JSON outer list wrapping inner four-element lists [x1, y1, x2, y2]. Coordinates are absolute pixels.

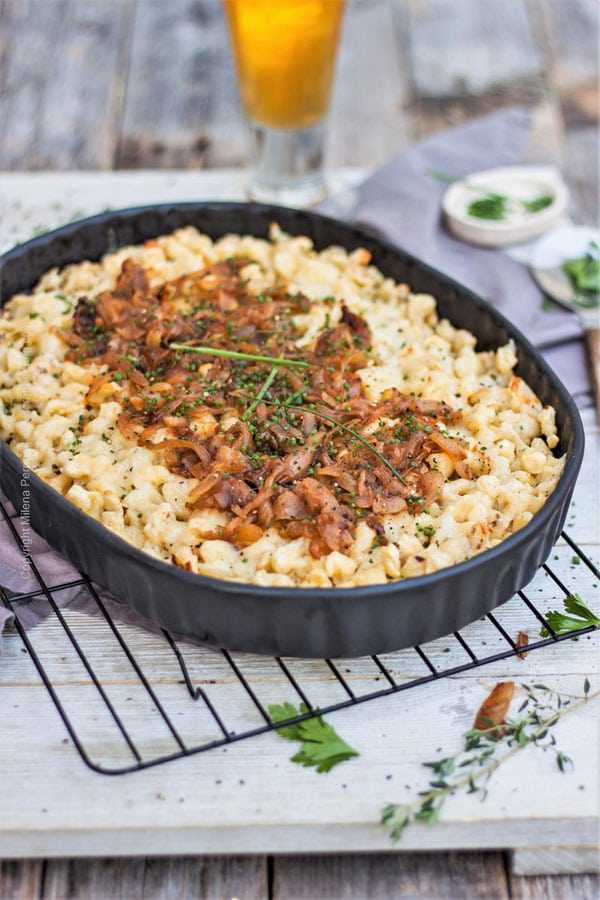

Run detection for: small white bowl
[[443, 165, 569, 248]]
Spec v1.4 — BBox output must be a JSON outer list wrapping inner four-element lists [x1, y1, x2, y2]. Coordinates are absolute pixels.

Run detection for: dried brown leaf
[[516, 631, 529, 660], [474, 682, 515, 732]]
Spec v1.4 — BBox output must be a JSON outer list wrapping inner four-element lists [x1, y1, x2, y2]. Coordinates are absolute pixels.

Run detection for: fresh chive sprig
[[169, 343, 309, 368], [242, 366, 278, 422]]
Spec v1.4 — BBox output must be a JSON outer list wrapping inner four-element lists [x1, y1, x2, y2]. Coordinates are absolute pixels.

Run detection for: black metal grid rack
[[1, 495, 598, 776]]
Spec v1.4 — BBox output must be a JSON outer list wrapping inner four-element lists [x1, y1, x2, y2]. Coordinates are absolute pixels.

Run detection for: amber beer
[[224, 0, 345, 204], [225, 0, 344, 129]]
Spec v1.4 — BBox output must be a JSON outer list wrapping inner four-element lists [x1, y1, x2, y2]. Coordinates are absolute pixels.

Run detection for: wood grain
[[0, 3, 599, 891], [510, 871, 600, 900], [562, 126, 600, 227], [0, 860, 44, 900], [326, 0, 412, 167], [528, 0, 599, 225], [2, 0, 597, 180], [400, 0, 546, 140], [116, 0, 247, 169], [272, 851, 509, 899], [42, 856, 267, 900], [537, 0, 599, 93], [403, 0, 541, 99], [0, 0, 133, 170], [0, 176, 598, 870], [2, 853, 598, 899], [512, 845, 600, 877]]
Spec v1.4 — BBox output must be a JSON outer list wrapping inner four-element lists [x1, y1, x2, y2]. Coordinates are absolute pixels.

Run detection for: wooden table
[[1, 0, 597, 211], [1, 168, 599, 900], [1, 2, 598, 897]]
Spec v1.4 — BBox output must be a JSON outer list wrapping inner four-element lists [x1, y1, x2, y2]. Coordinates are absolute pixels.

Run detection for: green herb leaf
[[427, 172, 555, 220], [556, 750, 573, 772], [563, 243, 600, 296], [381, 803, 411, 842], [541, 594, 600, 637], [522, 195, 553, 213], [467, 194, 508, 221], [381, 680, 597, 844], [268, 702, 359, 774]]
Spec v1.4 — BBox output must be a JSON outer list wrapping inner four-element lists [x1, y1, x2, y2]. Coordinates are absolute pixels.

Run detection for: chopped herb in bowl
[[466, 191, 554, 221], [429, 171, 555, 222]]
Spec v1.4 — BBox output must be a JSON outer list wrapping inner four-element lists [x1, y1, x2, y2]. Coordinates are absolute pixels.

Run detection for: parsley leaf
[[428, 172, 555, 221], [562, 242, 600, 306], [522, 195, 553, 213], [268, 702, 359, 774], [467, 194, 507, 220], [541, 593, 600, 637]]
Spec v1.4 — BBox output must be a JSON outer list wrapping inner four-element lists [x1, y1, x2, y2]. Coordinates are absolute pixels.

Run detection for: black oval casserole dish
[[0, 203, 584, 658]]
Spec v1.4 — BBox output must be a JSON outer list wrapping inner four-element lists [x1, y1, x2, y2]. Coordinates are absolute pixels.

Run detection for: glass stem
[[247, 122, 327, 208]]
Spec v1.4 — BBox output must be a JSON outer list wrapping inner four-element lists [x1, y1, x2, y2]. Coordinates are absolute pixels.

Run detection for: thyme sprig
[[381, 681, 596, 842], [262, 400, 407, 486], [169, 343, 309, 369]]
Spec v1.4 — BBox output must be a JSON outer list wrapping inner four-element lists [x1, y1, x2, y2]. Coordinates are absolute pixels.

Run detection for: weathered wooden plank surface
[[116, 0, 247, 169], [326, 0, 411, 167], [538, 0, 599, 92], [528, 0, 599, 225], [0, 860, 43, 900], [0, 168, 366, 254], [0, 174, 598, 879], [1, 853, 598, 898], [41, 856, 268, 900], [272, 850, 510, 899], [398, 0, 546, 142], [0, 2, 598, 891], [0, 0, 134, 170], [512, 846, 600, 877], [403, 0, 542, 99], [510, 871, 600, 900], [0, 0, 597, 177]]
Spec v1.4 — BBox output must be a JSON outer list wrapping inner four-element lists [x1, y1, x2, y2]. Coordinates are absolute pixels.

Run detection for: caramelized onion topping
[[68, 258, 463, 555]]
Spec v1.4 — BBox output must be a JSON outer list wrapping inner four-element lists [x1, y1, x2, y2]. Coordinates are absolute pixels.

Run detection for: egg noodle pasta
[[0, 225, 564, 589]]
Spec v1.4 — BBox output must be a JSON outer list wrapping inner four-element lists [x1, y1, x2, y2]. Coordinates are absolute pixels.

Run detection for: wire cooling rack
[[1, 495, 598, 776]]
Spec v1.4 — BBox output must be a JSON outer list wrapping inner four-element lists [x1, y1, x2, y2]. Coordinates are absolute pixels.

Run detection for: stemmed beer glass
[[225, 0, 345, 206]]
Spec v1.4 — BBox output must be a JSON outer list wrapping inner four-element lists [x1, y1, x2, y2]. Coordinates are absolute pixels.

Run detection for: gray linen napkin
[[0, 108, 590, 648], [0, 498, 210, 648], [320, 107, 590, 404]]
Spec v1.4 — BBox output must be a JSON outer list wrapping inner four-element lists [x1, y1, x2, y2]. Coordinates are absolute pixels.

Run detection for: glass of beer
[[224, 0, 345, 206]]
